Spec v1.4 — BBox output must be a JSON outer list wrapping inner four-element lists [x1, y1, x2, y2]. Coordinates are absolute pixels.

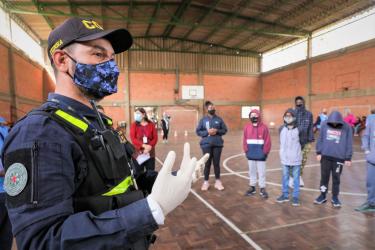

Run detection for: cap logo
[[49, 39, 63, 56], [82, 20, 103, 30]]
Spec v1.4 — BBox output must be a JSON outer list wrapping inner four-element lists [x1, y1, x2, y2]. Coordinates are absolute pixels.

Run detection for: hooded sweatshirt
[[316, 111, 353, 162], [243, 109, 271, 161], [279, 109, 302, 166], [295, 97, 314, 147], [362, 114, 375, 165]]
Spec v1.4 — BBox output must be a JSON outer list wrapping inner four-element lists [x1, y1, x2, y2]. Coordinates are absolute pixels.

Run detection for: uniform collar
[[47, 93, 98, 118]]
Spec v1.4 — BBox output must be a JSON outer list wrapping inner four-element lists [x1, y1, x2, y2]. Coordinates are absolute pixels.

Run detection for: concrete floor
[[150, 130, 375, 250]]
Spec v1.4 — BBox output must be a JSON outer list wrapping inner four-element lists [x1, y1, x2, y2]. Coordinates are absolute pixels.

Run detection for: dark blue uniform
[[2, 93, 158, 249]]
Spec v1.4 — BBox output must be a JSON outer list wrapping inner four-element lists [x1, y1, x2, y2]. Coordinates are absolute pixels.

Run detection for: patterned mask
[[66, 54, 119, 98]]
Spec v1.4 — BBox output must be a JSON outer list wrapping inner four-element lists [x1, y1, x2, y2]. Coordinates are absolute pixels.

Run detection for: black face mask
[[250, 117, 258, 123], [208, 110, 216, 115], [296, 104, 304, 108], [329, 123, 342, 128]]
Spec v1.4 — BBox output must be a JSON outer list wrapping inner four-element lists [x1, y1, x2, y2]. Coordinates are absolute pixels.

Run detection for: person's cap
[[48, 17, 133, 62]]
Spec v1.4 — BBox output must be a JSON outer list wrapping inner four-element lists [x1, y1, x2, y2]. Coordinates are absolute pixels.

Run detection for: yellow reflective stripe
[[106, 118, 113, 126], [55, 110, 88, 132], [102, 176, 133, 196]]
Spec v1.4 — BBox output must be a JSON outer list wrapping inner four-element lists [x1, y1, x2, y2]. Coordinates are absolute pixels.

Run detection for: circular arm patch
[[4, 163, 28, 196]]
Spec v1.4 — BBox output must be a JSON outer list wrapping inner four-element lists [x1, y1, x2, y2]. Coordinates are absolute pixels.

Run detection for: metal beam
[[41, 36, 261, 57], [133, 36, 260, 57], [3, 4, 306, 38], [162, 0, 191, 37], [235, 0, 321, 50], [9, 1, 300, 32], [200, 0, 252, 44], [66, 0, 77, 15], [32, 0, 54, 29], [182, 0, 221, 40], [145, 0, 161, 36], [127, 0, 133, 29], [217, 0, 299, 46]]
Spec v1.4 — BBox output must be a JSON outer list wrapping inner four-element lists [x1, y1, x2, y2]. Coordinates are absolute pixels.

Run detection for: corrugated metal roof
[[1, 0, 374, 55]]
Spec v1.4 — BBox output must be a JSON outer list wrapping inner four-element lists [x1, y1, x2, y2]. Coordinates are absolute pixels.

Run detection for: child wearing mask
[[315, 111, 352, 207], [277, 109, 302, 206], [243, 109, 271, 198]]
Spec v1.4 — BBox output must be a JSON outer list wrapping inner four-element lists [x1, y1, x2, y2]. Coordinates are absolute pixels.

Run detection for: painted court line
[[190, 190, 263, 250], [223, 153, 367, 197], [155, 157, 263, 250], [245, 215, 340, 234]]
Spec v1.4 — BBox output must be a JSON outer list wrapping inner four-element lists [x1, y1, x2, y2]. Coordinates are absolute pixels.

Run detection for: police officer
[[2, 17, 208, 249]]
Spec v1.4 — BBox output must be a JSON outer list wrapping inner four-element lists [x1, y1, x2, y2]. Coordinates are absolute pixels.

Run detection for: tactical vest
[[29, 106, 144, 215]]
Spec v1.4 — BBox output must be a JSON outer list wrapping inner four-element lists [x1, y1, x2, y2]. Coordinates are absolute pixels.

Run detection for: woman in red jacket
[[130, 108, 158, 171]]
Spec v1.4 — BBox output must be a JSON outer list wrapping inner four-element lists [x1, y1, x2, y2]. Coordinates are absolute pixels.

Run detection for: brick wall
[[0, 37, 55, 123], [261, 43, 375, 128]]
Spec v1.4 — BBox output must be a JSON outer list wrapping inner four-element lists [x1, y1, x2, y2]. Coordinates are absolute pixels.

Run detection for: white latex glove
[[149, 143, 209, 216], [178, 143, 209, 183]]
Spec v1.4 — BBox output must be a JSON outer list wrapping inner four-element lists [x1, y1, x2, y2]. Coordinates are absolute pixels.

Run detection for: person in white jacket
[[277, 109, 302, 206]]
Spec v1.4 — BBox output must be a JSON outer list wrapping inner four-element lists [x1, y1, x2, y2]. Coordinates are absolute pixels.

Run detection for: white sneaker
[[201, 181, 210, 191], [288, 178, 294, 189], [299, 176, 304, 187], [214, 180, 224, 191]]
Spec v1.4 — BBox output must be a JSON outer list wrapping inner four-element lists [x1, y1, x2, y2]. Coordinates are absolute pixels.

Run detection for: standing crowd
[[195, 97, 375, 212]]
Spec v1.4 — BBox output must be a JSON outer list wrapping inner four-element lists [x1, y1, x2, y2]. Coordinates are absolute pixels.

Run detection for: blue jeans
[[367, 163, 375, 206], [282, 165, 301, 198]]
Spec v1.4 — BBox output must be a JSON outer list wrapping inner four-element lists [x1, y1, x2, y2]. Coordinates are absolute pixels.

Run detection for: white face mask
[[134, 113, 142, 122], [284, 116, 295, 124]]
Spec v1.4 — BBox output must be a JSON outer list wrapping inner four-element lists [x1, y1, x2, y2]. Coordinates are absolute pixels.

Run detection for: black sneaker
[[245, 186, 256, 196], [314, 194, 327, 204], [292, 197, 300, 207], [276, 195, 289, 203], [331, 196, 342, 208], [260, 188, 268, 199]]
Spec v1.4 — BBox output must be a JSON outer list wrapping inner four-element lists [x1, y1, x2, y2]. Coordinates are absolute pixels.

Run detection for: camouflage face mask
[[66, 54, 119, 98]]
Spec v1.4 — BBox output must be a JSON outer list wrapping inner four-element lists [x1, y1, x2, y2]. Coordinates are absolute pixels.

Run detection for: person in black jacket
[[196, 101, 228, 191]]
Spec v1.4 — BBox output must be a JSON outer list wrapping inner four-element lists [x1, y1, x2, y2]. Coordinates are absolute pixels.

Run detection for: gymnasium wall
[[261, 39, 375, 128], [0, 37, 55, 123]]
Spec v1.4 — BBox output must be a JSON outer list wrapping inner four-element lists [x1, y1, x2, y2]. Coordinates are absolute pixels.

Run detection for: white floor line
[[223, 154, 367, 197], [190, 190, 263, 250], [246, 215, 340, 234], [155, 157, 263, 250]]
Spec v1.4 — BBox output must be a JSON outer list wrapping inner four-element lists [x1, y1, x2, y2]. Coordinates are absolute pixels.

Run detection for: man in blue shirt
[[2, 17, 207, 249]]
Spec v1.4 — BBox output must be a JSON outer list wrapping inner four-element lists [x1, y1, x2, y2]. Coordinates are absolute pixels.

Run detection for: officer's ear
[[52, 50, 70, 74]]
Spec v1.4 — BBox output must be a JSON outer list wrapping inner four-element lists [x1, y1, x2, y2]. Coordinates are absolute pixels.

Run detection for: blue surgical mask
[[134, 113, 142, 122], [66, 54, 120, 99]]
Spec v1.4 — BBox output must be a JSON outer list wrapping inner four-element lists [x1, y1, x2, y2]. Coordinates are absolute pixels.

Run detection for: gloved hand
[[177, 143, 209, 183], [149, 143, 209, 216]]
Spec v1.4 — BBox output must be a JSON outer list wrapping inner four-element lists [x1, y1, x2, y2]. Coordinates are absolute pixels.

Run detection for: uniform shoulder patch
[[4, 163, 28, 196]]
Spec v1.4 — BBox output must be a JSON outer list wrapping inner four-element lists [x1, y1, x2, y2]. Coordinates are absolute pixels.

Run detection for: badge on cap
[[4, 163, 28, 196]]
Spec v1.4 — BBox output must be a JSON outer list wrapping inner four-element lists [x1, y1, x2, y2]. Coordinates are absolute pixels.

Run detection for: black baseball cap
[[48, 17, 133, 62]]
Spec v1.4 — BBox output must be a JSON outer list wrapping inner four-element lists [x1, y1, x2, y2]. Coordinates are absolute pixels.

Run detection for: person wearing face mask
[[1, 17, 209, 249], [315, 111, 353, 208], [313, 108, 328, 133], [130, 108, 158, 172], [293, 96, 314, 188], [276, 109, 302, 206], [243, 109, 271, 198], [196, 101, 228, 191]]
